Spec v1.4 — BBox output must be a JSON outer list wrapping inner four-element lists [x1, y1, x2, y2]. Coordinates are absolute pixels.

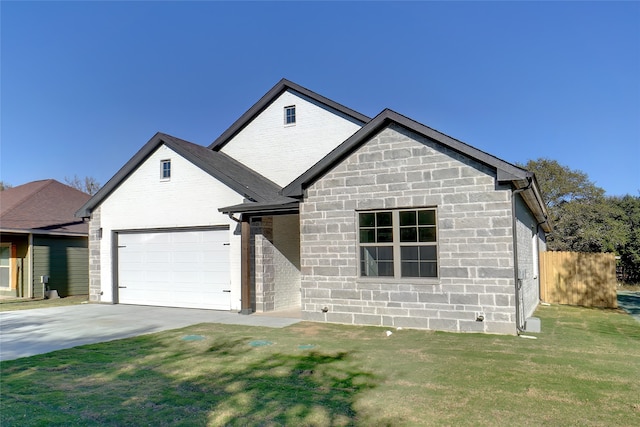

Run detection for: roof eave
[[75, 132, 168, 218], [218, 201, 300, 215], [0, 227, 88, 237]]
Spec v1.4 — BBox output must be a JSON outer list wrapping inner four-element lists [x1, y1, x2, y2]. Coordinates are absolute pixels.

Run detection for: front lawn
[[0, 295, 88, 312], [1, 305, 638, 426]]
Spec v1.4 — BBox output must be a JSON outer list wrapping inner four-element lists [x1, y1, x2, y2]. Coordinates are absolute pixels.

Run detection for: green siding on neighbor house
[[33, 236, 88, 297]]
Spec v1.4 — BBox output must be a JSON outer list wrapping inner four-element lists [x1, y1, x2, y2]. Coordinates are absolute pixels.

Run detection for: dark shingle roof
[[283, 109, 533, 197], [1, 179, 90, 234], [281, 109, 550, 231], [76, 133, 292, 218], [209, 78, 371, 151]]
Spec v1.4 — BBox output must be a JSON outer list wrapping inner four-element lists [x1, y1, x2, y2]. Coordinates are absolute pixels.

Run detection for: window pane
[[360, 247, 394, 277], [360, 229, 375, 243], [359, 213, 375, 227], [400, 227, 417, 242], [377, 261, 394, 276], [399, 211, 416, 226], [418, 210, 436, 225], [378, 246, 394, 261], [0, 268, 9, 287], [400, 246, 419, 261], [401, 262, 420, 277], [377, 228, 393, 243], [420, 262, 438, 277], [376, 212, 392, 227], [418, 227, 436, 242], [361, 247, 376, 276], [0, 246, 9, 267], [420, 246, 437, 261]]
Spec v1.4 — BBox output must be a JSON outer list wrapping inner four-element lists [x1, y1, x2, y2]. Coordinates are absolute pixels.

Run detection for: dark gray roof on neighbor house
[[1, 179, 90, 235], [75, 133, 291, 218], [282, 109, 550, 231], [208, 78, 372, 151]]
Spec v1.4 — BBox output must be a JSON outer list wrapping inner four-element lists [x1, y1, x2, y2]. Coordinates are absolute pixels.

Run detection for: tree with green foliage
[[611, 195, 640, 282], [0, 181, 12, 191], [521, 158, 639, 282]]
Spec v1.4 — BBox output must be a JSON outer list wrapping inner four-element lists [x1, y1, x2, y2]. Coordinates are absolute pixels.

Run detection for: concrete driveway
[[0, 304, 300, 361], [617, 291, 640, 323]]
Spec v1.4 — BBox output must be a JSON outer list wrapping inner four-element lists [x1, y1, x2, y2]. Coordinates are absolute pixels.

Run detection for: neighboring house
[[77, 79, 551, 334], [0, 179, 90, 298]]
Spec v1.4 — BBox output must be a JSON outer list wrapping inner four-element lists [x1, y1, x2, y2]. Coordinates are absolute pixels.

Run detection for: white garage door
[[117, 229, 231, 310]]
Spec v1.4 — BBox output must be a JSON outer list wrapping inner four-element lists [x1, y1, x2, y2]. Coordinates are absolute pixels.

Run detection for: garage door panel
[[117, 229, 230, 310]]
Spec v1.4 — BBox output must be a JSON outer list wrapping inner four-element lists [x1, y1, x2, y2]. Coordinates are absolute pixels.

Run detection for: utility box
[[525, 317, 541, 333]]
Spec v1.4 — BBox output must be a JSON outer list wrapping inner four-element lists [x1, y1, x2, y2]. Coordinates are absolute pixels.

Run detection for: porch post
[[239, 217, 252, 315]]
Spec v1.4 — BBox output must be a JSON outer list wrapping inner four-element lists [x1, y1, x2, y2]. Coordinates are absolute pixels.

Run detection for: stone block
[[432, 168, 460, 180], [418, 293, 449, 304], [302, 311, 327, 322], [376, 173, 406, 184], [326, 312, 354, 324], [449, 293, 479, 305], [407, 309, 439, 318], [389, 291, 418, 303], [331, 289, 360, 300], [346, 176, 376, 186], [429, 318, 458, 331], [440, 267, 470, 278], [495, 294, 511, 307], [393, 316, 430, 329], [371, 291, 390, 301], [478, 267, 513, 279], [459, 320, 486, 333], [353, 313, 382, 325], [303, 288, 331, 299], [314, 266, 340, 276]]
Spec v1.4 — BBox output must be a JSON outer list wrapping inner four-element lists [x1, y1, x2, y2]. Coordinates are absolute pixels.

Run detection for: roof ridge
[[209, 78, 371, 150]]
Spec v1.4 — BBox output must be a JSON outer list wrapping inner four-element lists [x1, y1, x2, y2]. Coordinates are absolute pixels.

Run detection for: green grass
[[1, 305, 639, 426], [0, 295, 88, 312]]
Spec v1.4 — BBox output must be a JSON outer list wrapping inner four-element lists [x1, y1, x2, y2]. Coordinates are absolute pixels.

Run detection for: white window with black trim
[[358, 209, 438, 278], [160, 159, 171, 180], [284, 105, 296, 125]]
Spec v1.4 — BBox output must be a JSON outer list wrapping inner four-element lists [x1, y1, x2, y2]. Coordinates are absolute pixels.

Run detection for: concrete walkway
[[617, 291, 640, 323], [0, 304, 301, 361]]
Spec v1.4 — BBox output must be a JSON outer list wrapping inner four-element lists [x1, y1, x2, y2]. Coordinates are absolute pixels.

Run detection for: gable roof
[[1, 179, 90, 235], [76, 132, 293, 218], [208, 78, 371, 151], [282, 109, 550, 231]]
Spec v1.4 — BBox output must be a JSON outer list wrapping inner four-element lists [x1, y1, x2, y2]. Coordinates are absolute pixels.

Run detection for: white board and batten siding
[[99, 144, 243, 310], [221, 89, 363, 187]]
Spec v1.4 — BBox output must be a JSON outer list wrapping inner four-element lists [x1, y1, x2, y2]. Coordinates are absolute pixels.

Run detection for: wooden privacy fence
[[540, 252, 617, 308]]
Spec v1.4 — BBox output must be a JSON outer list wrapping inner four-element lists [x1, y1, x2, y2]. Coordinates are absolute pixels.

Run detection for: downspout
[[512, 177, 533, 333], [535, 217, 549, 303]]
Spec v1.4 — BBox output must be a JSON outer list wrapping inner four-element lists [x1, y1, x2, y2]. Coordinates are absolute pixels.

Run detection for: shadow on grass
[[1, 332, 378, 426]]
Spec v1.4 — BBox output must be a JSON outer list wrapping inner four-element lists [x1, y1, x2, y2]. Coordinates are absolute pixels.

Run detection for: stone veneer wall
[[88, 207, 102, 302], [515, 195, 541, 324], [251, 217, 274, 312], [299, 124, 518, 334]]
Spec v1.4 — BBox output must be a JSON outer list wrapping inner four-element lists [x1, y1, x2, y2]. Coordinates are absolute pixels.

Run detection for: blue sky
[[2, 1, 639, 196]]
